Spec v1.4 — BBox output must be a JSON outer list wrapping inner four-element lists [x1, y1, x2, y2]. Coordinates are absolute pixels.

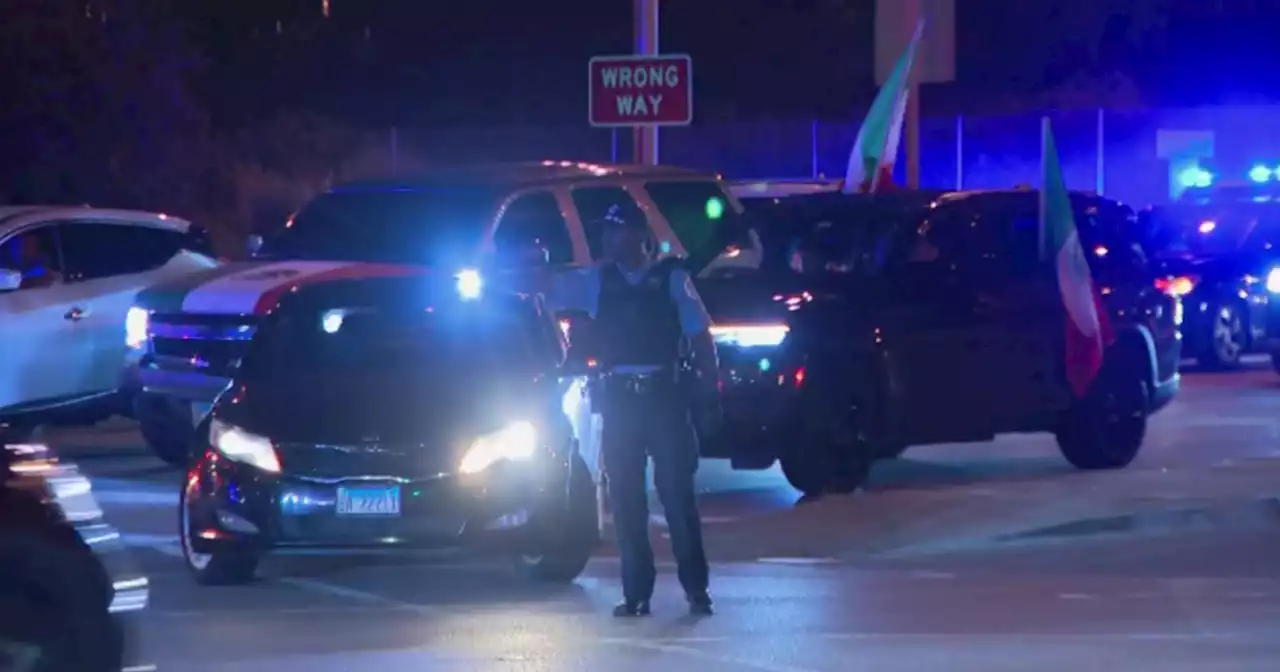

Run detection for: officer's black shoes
[[612, 599, 652, 617], [686, 591, 714, 616]]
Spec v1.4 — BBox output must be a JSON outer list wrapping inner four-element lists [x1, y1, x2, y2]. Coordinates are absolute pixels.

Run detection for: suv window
[[644, 180, 740, 255], [570, 186, 646, 259], [493, 191, 573, 265], [0, 227, 63, 289], [923, 201, 1040, 283], [59, 222, 181, 281], [258, 186, 504, 263]]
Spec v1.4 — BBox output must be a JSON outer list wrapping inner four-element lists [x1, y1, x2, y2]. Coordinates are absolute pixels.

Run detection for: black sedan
[[179, 273, 599, 585]]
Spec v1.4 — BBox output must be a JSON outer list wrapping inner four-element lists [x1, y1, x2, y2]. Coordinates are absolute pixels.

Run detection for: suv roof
[[334, 161, 709, 192]]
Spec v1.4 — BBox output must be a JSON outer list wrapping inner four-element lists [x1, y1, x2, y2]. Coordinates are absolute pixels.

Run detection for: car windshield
[[256, 186, 503, 264], [250, 303, 555, 379], [644, 180, 756, 265]]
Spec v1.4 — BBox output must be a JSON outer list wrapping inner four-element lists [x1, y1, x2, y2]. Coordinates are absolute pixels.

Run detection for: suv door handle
[[64, 306, 88, 321]]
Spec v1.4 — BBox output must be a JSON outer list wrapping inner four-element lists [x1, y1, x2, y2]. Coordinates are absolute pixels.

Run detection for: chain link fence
[[387, 105, 1280, 207]]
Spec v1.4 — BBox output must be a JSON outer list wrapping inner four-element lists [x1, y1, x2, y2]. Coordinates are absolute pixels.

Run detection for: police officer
[[547, 211, 718, 617]]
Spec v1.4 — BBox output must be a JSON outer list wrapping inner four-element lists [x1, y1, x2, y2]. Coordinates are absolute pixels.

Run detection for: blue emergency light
[[455, 268, 483, 300], [1250, 164, 1273, 183], [1179, 166, 1214, 188]]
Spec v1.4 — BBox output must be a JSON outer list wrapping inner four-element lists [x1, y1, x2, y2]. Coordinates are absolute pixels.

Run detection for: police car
[[178, 272, 600, 585], [132, 162, 756, 465], [0, 206, 217, 429]]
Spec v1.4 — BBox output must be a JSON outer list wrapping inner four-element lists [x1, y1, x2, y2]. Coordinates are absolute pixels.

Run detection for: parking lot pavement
[[42, 359, 1280, 669]]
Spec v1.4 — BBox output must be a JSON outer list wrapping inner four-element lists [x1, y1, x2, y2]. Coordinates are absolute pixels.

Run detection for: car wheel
[[1055, 363, 1148, 471], [136, 395, 193, 467], [1198, 302, 1246, 369], [514, 456, 597, 583], [179, 475, 259, 586], [0, 532, 123, 672]]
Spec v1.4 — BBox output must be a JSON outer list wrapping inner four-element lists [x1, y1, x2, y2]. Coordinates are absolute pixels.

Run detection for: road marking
[[909, 571, 955, 579], [278, 577, 442, 614], [756, 557, 839, 565], [610, 639, 820, 672], [1057, 593, 1098, 600]]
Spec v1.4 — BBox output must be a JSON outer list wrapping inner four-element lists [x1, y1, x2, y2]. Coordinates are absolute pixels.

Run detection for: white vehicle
[[0, 206, 219, 427]]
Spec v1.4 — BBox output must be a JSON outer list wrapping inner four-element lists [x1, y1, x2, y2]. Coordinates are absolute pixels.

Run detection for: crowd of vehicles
[[5, 160, 1280, 596]]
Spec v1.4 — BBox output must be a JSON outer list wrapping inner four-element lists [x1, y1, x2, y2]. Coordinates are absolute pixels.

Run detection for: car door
[[942, 200, 1062, 423], [0, 224, 101, 410], [885, 200, 1060, 440], [55, 221, 216, 397]]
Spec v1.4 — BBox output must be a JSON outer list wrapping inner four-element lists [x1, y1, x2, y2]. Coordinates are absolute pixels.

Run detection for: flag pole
[[1039, 116, 1050, 262]]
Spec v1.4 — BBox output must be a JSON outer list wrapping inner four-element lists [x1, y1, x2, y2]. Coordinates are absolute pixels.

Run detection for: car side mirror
[[246, 234, 264, 257], [0, 268, 21, 292]]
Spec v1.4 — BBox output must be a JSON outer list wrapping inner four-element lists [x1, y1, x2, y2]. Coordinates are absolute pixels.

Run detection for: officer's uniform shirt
[[548, 261, 713, 373]]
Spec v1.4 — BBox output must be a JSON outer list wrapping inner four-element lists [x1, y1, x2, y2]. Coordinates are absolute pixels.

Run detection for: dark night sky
[[172, 0, 1280, 129]]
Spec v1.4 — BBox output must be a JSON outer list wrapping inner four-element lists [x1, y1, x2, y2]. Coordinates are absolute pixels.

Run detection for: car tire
[[136, 395, 192, 467], [782, 372, 878, 496], [1197, 302, 1246, 369], [179, 476, 259, 586], [513, 456, 598, 583], [0, 529, 123, 672], [1055, 362, 1148, 471]]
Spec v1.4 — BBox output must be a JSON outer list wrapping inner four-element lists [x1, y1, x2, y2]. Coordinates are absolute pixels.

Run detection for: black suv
[[729, 189, 1181, 495]]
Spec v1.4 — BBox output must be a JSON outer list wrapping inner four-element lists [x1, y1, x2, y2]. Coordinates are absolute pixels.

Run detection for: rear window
[[257, 187, 503, 264], [252, 303, 557, 377]]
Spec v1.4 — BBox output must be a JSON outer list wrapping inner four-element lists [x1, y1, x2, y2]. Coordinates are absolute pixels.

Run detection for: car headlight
[[1266, 268, 1280, 293], [458, 421, 537, 475], [125, 306, 150, 349], [709, 324, 789, 347], [210, 418, 280, 473]]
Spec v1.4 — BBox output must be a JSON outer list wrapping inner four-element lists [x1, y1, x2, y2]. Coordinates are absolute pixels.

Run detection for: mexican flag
[[1040, 118, 1115, 398], [842, 20, 923, 194]]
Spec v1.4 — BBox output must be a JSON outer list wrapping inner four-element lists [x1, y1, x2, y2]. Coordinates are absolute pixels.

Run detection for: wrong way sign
[[588, 54, 692, 127]]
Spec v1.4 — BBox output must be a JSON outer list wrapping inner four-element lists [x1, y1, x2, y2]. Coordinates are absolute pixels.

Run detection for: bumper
[[139, 362, 231, 402], [1149, 372, 1180, 414], [186, 449, 574, 552]]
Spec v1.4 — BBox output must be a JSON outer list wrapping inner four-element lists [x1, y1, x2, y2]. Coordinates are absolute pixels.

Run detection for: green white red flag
[[1039, 117, 1115, 397], [842, 20, 922, 194]]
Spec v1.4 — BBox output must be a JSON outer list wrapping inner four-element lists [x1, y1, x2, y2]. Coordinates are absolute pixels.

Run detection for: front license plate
[[336, 486, 401, 516], [191, 402, 213, 426]]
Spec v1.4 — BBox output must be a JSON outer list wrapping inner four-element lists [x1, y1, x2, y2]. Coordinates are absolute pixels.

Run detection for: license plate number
[[191, 402, 213, 426], [336, 486, 401, 516]]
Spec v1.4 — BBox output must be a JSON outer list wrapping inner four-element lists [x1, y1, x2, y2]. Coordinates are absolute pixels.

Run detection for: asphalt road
[[48, 358, 1280, 671]]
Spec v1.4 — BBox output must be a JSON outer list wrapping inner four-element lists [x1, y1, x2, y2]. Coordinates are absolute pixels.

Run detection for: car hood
[[220, 370, 551, 474], [135, 260, 423, 315]]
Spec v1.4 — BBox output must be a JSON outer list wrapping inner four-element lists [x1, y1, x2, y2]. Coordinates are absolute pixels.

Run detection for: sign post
[[588, 54, 693, 162]]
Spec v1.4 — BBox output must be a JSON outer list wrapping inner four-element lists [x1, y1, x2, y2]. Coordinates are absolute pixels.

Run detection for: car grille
[[148, 313, 258, 378], [275, 442, 450, 482]]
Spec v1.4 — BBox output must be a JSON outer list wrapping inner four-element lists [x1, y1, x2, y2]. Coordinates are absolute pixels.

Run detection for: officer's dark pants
[[600, 381, 709, 602]]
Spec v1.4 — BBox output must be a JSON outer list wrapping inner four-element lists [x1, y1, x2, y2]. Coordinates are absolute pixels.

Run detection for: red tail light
[[1154, 276, 1195, 297]]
